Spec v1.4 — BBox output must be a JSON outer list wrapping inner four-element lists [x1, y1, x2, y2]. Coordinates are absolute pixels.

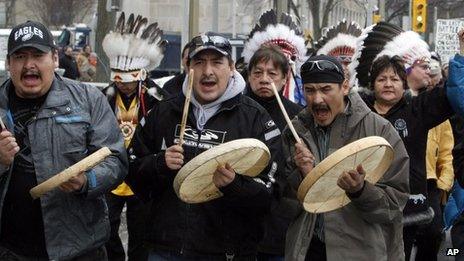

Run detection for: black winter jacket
[[361, 86, 453, 215], [451, 115, 464, 187], [245, 86, 302, 255], [126, 92, 282, 259], [163, 72, 185, 97], [59, 54, 80, 80]]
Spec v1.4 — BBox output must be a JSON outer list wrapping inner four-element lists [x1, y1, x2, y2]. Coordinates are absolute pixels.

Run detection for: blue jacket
[[443, 54, 464, 230], [447, 54, 464, 117], [0, 75, 128, 260], [444, 181, 464, 230]]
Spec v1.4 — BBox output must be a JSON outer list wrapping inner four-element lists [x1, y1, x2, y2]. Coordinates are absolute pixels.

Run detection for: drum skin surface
[[174, 138, 270, 204], [297, 136, 394, 213]]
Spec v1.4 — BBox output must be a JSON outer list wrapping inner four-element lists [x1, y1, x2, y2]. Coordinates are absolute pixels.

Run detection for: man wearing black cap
[[0, 21, 127, 260], [283, 55, 409, 260], [126, 32, 281, 260]]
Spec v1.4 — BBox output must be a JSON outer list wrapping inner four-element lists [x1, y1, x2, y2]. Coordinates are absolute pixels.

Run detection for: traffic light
[[412, 0, 427, 33]]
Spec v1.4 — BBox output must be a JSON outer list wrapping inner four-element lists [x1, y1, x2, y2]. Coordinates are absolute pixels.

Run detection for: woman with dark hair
[[361, 53, 464, 260], [367, 55, 408, 115]]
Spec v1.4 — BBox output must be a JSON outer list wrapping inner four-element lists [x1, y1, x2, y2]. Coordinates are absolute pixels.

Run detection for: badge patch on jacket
[[265, 120, 276, 129], [174, 124, 226, 149], [394, 118, 408, 138]]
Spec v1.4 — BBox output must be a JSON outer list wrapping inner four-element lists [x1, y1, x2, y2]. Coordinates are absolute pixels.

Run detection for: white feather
[[102, 14, 165, 72], [106, 86, 115, 98], [243, 24, 307, 74], [374, 31, 430, 68], [348, 24, 375, 89]]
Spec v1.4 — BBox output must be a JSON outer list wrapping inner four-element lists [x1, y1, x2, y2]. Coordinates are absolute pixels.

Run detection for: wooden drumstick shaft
[[179, 69, 194, 145], [0, 117, 6, 130], [270, 82, 301, 144], [29, 147, 112, 199]]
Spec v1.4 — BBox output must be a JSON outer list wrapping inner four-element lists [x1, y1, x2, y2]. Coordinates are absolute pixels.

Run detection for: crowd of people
[[58, 43, 97, 82], [0, 9, 463, 261]]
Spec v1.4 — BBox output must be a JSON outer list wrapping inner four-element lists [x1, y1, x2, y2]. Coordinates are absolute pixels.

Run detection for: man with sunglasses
[[283, 55, 409, 260], [126, 32, 281, 260]]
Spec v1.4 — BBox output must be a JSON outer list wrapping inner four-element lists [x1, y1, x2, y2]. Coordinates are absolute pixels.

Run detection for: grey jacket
[[0, 75, 128, 260], [283, 92, 409, 261]]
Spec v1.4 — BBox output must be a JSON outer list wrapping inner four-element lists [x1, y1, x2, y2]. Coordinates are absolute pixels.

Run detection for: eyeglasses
[[190, 34, 232, 54], [301, 60, 343, 74]]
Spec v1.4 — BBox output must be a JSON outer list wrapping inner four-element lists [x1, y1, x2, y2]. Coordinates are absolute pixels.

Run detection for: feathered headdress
[[242, 9, 307, 72], [103, 12, 167, 82], [242, 9, 307, 105], [315, 20, 362, 64], [349, 21, 430, 89]]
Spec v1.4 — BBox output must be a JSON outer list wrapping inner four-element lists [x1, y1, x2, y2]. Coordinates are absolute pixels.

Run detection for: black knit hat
[[301, 55, 345, 84]]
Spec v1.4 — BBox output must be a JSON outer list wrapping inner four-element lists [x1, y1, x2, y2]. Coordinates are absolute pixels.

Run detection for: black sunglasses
[[301, 60, 343, 74], [190, 34, 231, 53]]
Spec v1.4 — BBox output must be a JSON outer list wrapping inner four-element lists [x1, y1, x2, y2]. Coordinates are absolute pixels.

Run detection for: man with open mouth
[[283, 55, 409, 261], [0, 20, 127, 260], [126, 32, 282, 260]]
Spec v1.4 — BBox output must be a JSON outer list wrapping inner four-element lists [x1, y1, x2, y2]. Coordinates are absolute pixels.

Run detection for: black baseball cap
[[8, 20, 56, 56], [188, 32, 232, 59]]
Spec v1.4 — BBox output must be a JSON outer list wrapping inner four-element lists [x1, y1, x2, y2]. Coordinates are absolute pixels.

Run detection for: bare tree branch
[[384, 0, 408, 24], [0, 0, 16, 26], [385, 2, 408, 23], [307, 0, 341, 40], [289, 0, 301, 20], [23, 0, 95, 28]]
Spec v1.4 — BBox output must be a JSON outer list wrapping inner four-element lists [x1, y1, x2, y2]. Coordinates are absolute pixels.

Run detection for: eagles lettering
[[14, 26, 44, 41]]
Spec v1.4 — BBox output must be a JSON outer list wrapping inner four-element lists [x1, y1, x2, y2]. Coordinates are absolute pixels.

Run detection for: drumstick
[[0, 117, 5, 130], [29, 147, 112, 199], [270, 82, 301, 144], [179, 69, 194, 145]]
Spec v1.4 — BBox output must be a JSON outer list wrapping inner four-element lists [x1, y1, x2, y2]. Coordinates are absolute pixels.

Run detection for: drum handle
[[271, 81, 301, 144], [179, 69, 194, 145]]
